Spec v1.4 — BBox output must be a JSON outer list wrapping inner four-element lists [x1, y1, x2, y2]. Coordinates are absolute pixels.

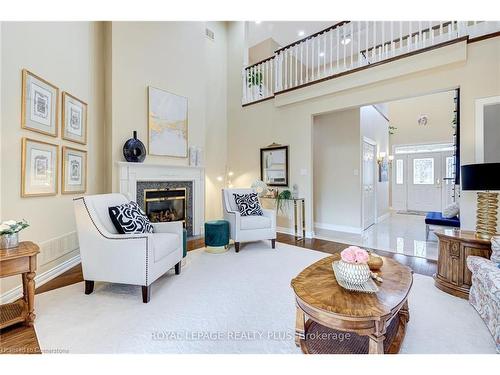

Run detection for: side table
[[0, 241, 40, 329]]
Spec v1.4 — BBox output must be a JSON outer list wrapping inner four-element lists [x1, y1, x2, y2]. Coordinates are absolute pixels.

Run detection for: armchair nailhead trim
[[76, 197, 149, 285]]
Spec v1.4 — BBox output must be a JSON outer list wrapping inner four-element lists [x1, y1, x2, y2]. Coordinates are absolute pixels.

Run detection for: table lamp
[[461, 163, 500, 239]]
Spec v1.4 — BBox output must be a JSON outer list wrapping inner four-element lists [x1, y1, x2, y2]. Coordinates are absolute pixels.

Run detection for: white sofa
[[222, 188, 276, 252], [73, 194, 183, 303]]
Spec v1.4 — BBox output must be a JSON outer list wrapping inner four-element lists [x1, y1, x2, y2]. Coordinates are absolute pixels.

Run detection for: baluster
[[418, 21, 422, 48], [350, 22, 354, 68], [439, 21, 443, 41], [311, 38, 315, 80], [357, 21, 361, 66], [242, 69, 246, 103], [317, 35, 320, 78], [381, 21, 385, 59], [429, 21, 434, 45], [300, 43, 304, 85], [289, 48, 292, 88], [365, 21, 369, 64], [330, 29, 334, 74], [295, 45, 298, 87], [336, 26, 340, 72], [274, 54, 279, 92], [284, 50, 288, 89], [372, 21, 377, 61], [343, 25, 347, 69], [408, 21, 412, 51], [448, 20, 453, 39], [390, 21, 394, 56], [399, 21, 403, 52], [323, 32, 327, 76], [265, 61, 269, 97], [306, 39, 309, 83]]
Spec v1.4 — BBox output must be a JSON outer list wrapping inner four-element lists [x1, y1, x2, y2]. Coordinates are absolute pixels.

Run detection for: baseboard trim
[[0, 254, 81, 304], [376, 212, 391, 223], [276, 226, 314, 239], [314, 222, 362, 234]]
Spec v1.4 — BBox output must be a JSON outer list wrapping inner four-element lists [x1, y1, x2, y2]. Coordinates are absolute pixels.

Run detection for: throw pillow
[[442, 202, 459, 219], [491, 236, 500, 264], [233, 192, 264, 216], [109, 201, 154, 234]]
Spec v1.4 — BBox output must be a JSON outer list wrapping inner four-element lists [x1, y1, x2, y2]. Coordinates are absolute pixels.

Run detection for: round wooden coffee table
[[291, 253, 413, 354]]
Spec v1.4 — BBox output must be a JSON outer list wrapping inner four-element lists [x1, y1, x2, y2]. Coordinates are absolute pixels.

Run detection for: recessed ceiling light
[[255, 21, 262, 24], [341, 36, 351, 45], [319, 52, 325, 57], [298, 30, 305, 37]]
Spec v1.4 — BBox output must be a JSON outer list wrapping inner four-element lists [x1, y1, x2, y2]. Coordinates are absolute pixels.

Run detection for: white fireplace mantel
[[116, 161, 205, 235]]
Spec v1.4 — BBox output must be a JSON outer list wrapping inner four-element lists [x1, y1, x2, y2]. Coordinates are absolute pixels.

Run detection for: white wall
[[388, 90, 455, 148], [313, 109, 361, 231], [107, 22, 228, 220], [1, 22, 105, 294], [360, 105, 390, 219], [227, 21, 500, 234]]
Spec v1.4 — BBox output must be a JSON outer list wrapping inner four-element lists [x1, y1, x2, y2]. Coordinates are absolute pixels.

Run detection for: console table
[[0, 241, 39, 329], [262, 197, 305, 240], [434, 230, 491, 299]]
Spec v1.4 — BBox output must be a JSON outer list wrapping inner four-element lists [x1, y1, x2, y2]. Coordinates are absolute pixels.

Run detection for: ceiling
[[246, 21, 337, 49]]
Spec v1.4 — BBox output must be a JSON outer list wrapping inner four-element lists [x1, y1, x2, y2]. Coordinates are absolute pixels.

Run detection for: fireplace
[[144, 188, 187, 226]]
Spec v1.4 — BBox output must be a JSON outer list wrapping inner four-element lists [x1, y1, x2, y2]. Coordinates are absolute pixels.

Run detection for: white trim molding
[[0, 254, 81, 304], [314, 222, 363, 234]]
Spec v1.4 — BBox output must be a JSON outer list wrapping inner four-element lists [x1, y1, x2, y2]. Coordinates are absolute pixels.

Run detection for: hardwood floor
[[0, 234, 435, 354]]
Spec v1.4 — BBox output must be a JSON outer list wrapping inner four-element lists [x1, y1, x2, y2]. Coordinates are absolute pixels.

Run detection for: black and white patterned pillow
[[233, 193, 263, 216], [109, 201, 154, 234]]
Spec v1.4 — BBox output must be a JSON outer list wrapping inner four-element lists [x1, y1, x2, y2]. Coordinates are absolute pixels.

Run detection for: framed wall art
[[62, 146, 87, 194], [62, 92, 87, 144], [21, 69, 59, 137], [148, 86, 188, 157], [21, 138, 59, 197]]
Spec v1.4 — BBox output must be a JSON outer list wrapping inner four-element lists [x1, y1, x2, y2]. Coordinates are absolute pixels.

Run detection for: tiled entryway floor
[[314, 213, 440, 260]]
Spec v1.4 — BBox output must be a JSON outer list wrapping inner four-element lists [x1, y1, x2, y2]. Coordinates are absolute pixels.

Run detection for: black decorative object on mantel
[[123, 131, 146, 163]]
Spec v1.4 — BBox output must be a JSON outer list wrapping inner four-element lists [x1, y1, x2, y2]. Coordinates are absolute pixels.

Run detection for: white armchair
[[222, 188, 277, 252], [73, 193, 183, 303]]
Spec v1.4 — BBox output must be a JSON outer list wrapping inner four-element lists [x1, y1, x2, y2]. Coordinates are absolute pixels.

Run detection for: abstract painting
[[22, 69, 59, 137], [62, 147, 87, 194], [148, 86, 188, 157], [62, 92, 87, 144], [22, 138, 58, 197]]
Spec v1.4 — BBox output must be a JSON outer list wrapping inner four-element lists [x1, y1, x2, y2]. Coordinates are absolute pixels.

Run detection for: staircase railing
[[242, 21, 500, 106]]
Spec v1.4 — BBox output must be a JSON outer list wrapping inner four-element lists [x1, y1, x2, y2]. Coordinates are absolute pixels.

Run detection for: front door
[[362, 141, 376, 230], [407, 152, 442, 212]]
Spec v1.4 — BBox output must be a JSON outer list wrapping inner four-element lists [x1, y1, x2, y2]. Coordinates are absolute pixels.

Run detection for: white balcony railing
[[242, 21, 500, 105]]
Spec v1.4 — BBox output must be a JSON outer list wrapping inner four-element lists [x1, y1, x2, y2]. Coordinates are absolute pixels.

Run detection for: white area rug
[[34, 242, 496, 354]]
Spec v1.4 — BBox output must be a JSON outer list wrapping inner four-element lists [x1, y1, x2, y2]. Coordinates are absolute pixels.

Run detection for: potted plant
[[0, 220, 29, 249], [276, 189, 292, 214], [247, 70, 264, 97]]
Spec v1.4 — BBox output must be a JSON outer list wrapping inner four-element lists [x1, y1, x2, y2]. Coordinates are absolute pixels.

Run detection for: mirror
[[475, 96, 500, 163], [260, 145, 289, 186]]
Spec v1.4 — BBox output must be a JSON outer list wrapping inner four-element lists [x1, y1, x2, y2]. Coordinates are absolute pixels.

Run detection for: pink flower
[[354, 248, 369, 264], [340, 246, 369, 264], [340, 246, 357, 263]]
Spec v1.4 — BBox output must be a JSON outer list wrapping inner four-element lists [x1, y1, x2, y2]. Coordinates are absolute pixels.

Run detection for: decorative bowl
[[334, 260, 371, 285], [367, 253, 384, 271]]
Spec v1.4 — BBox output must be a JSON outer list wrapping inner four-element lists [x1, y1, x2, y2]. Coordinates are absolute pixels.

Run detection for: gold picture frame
[[21, 69, 59, 137], [147, 86, 188, 158], [61, 146, 87, 194], [62, 92, 88, 145], [21, 138, 59, 197]]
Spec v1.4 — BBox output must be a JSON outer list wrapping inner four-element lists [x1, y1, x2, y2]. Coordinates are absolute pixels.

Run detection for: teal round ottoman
[[204, 220, 230, 253]]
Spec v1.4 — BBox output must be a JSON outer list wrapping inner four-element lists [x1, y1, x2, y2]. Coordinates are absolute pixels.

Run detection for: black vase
[[123, 131, 146, 163]]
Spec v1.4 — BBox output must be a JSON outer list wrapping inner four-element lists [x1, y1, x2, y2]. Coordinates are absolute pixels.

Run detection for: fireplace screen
[[144, 188, 186, 224]]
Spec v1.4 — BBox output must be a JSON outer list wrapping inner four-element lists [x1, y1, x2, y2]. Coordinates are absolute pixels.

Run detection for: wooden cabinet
[[434, 230, 491, 299]]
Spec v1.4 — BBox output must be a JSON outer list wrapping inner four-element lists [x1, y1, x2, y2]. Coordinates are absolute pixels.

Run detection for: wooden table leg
[[25, 271, 36, 326], [368, 333, 385, 354], [295, 306, 306, 347], [22, 273, 28, 303]]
